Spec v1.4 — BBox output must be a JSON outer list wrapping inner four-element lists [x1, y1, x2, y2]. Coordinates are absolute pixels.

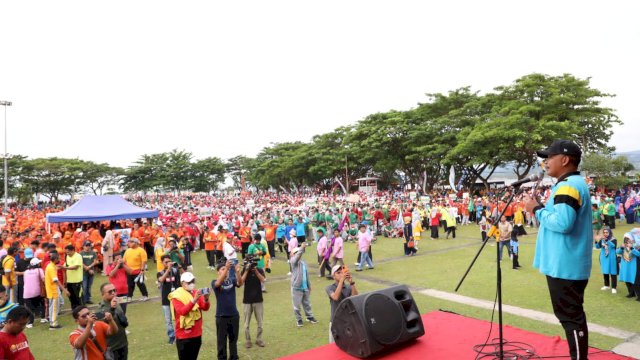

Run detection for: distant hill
[[617, 150, 640, 171]]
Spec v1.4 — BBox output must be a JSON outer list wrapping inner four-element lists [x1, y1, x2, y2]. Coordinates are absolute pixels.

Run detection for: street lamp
[[0, 100, 11, 213]]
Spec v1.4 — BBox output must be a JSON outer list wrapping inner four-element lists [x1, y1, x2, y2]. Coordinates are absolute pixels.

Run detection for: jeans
[[356, 250, 373, 270], [498, 240, 511, 261], [243, 302, 264, 342], [162, 305, 176, 342], [291, 289, 314, 322], [82, 272, 94, 303]]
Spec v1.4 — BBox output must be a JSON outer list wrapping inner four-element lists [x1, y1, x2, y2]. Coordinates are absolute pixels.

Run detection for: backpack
[[0, 255, 8, 276]]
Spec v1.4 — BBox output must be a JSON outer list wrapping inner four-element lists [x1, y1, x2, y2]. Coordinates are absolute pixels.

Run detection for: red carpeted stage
[[280, 311, 632, 359]]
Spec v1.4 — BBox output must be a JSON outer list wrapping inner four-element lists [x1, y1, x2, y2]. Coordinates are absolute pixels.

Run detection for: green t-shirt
[[65, 253, 84, 283], [247, 243, 267, 269], [165, 248, 185, 266], [80, 250, 97, 268], [592, 210, 603, 230]]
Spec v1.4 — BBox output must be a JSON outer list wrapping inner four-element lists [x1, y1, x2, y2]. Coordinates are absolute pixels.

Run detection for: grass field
[[25, 222, 639, 359]]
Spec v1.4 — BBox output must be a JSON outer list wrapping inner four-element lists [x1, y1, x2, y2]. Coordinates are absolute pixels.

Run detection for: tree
[[20, 158, 87, 201], [581, 153, 634, 189], [81, 162, 124, 195], [190, 157, 226, 193], [226, 156, 256, 190]]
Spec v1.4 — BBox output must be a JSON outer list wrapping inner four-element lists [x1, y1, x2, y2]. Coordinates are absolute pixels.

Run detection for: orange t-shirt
[[68, 322, 109, 360], [265, 225, 277, 241], [204, 231, 216, 251], [239, 227, 251, 243]]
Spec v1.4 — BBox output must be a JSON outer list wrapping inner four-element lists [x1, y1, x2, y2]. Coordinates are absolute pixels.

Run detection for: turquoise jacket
[[533, 171, 593, 280]]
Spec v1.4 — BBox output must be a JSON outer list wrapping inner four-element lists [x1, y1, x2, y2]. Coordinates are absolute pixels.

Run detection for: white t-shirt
[[223, 242, 237, 260]]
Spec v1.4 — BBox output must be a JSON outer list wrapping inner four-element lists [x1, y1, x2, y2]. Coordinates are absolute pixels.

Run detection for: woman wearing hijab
[[595, 227, 617, 294], [102, 230, 115, 276]]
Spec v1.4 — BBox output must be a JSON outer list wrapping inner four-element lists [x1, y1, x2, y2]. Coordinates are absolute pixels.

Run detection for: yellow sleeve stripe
[[554, 186, 582, 206]]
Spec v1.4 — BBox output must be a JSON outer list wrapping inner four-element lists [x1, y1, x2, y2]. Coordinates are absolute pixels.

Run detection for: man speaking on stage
[[524, 139, 592, 360]]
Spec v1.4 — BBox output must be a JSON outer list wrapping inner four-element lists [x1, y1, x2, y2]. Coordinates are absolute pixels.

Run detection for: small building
[[356, 177, 379, 194]]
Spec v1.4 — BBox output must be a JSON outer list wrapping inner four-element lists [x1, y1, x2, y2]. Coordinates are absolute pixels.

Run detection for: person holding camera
[[97, 283, 129, 360], [105, 252, 130, 314], [326, 264, 358, 343], [165, 237, 186, 271], [213, 259, 243, 360], [241, 254, 266, 349], [157, 254, 181, 344], [168, 272, 211, 360], [247, 234, 268, 292], [69, 305, 119, 360]]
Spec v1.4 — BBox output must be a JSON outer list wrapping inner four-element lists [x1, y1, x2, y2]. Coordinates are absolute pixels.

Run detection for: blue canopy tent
[[46, 195, 159, 223]]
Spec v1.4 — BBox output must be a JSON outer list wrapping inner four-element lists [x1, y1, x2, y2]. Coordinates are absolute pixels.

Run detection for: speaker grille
[[363, 293, 403, 345]]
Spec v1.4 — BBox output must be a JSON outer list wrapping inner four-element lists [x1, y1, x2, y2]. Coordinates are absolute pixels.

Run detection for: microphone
[[509, 173, 543, 188]]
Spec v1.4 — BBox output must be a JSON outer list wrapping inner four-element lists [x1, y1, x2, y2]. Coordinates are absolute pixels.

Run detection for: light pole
[[0, 100, 11, 213]]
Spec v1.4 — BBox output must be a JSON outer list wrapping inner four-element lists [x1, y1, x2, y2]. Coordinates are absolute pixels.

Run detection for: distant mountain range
[[617, 150, 640, 171], [486, 150, 640, 180]]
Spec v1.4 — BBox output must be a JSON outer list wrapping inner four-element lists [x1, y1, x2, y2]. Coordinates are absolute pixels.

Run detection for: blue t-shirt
[[533, 172, 592, 280], [213, 278, 239, 317]]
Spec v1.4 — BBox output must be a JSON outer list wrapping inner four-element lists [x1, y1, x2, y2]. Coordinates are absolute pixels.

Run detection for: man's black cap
[[536, 140, 582, 158]]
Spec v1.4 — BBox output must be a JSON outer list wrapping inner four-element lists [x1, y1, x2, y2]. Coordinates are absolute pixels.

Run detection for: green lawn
[[26, 222, 637, 359]]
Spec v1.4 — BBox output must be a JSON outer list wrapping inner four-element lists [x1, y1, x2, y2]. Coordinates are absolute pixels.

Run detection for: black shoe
[[49, 325, 63, 330], [307, 317, 319, 324], [626, 293, 635, 298]]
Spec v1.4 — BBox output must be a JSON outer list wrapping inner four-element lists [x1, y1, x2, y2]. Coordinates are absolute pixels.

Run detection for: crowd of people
[[0, 179, 639, 359]]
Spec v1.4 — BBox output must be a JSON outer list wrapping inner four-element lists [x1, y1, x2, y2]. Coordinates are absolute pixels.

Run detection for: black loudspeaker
[[331, 285, 425, 358]]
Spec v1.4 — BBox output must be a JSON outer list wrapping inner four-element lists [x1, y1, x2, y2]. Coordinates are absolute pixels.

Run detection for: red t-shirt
[[171, 294, 211, 340], [0, 331, 35, 360], [105, 264, 128, 295]]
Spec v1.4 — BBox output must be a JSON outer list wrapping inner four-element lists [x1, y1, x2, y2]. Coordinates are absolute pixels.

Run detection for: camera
[[242, 254, 258, 270], [94, 311, 106, 321], [199, 287, 211, 295]]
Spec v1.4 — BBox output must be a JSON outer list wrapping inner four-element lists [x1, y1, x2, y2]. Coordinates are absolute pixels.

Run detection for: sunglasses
[[106, 289, 117, 294]]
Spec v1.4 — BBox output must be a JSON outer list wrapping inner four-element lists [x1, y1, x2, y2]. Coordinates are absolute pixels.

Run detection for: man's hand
[[103, 312, 113, 323], [110, 297, 118, 309], [193, 290, 202, 302], [63, 289, 70, 297]]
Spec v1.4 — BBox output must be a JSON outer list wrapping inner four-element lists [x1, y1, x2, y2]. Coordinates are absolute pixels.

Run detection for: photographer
[[241, 254, 265, 349], [157, 255, 180, 344], [165, 238, 185, 271], [168, 272, 211, 360], [326, 264, 358, 343], [69, 305, 119, 360], [104, 252, 130, 314], [247, 234, 268, 292], [97, 283, 129, 360]]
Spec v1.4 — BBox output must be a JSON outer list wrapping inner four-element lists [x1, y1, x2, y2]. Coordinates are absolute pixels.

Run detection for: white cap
[[180, 272, 195, 283], [30, 258, 42, 266]]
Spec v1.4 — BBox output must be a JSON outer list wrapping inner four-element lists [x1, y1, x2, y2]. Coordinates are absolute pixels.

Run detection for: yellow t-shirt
[[45, 262, 59, 298], [65, 252, 84, 284], [1, 256, 16, 286], [155, 248, 165, 272], [124, 247, 147, 271]]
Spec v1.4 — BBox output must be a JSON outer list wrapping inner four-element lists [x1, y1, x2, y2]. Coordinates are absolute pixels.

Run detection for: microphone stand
[[455, 184, 526, 360]]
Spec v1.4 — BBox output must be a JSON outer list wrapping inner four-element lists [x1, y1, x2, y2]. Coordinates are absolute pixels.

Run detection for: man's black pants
[[216, 315, 240, 360], [176, 336, 201, 360], [206, 250, 216, 267], [546, 276, 589, 360], [66, 282, 83, 309], [126, 273, 148, 298]]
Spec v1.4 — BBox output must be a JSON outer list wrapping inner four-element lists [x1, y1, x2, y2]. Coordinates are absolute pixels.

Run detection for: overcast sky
[[0, 1, 638, 169]]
